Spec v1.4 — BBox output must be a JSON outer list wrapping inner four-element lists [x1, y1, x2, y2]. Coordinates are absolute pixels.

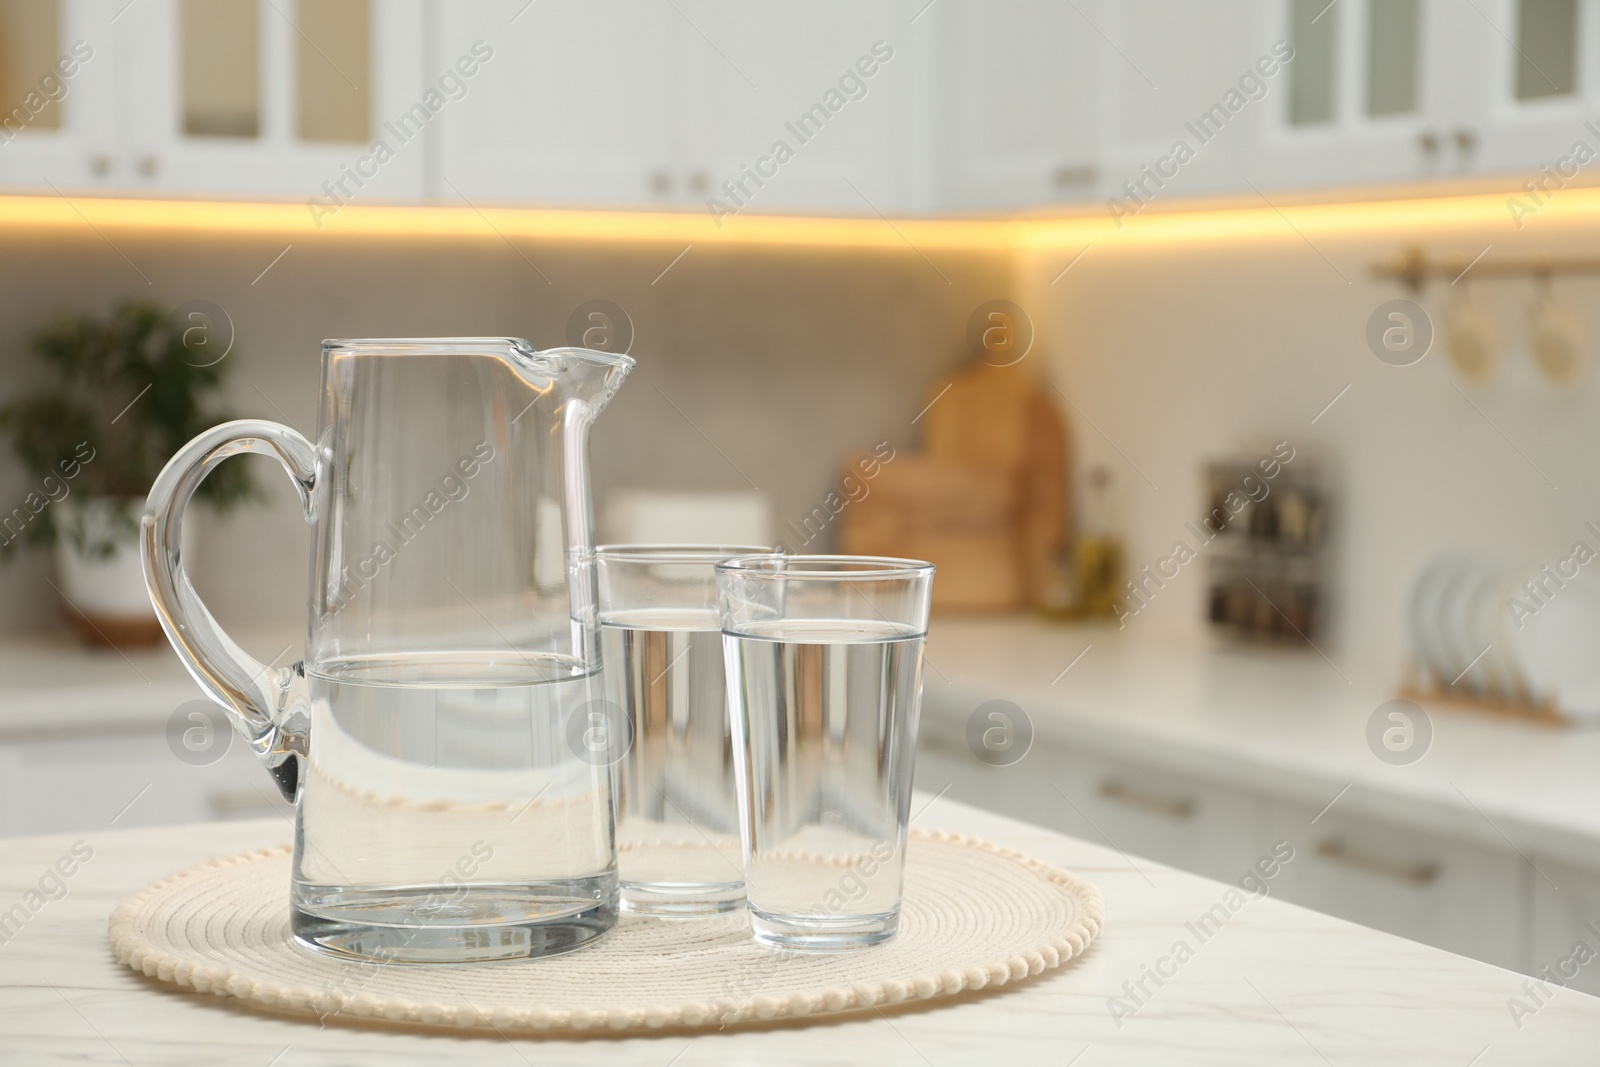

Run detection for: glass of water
[[717, 554, 935, 950], [598, 545, 770, 914]]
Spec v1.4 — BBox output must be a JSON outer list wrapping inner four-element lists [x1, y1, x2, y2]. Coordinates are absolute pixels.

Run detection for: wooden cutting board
[[841, 361, 1070, 612]]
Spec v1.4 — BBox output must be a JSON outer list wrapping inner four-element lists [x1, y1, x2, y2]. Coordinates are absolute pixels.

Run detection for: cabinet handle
[[1453, 128, 1478, 156], [89, 153, 112, 177], [1417, 130, 1441, 155], [1097, 778, 1196, 820], [1053, 164, 1097, 189], [648, 169, 672, 196], [137, 154, 159, 179], [1315, 838, 1439, 886]]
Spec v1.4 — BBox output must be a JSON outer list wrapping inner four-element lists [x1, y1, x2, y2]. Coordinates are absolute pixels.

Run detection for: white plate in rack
[[1509, 568, 1600, 724], [1437, 558, 1490, 692], [1470, 562, 1526, 703], [1409, 557, 1458, 687]]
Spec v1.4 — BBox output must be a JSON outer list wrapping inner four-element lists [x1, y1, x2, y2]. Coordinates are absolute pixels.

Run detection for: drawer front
[[1530, 858, 1600, 997], [0, 730, 291, 836], [1269, 801, 1528, 971], [1052, 749, 1276, 885], [916, 732, 1275, 885], [915, 733, 1071, 832]]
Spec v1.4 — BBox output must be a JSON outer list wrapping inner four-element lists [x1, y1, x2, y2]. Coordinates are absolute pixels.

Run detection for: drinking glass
[[597, 544, 768, 915], [717, 555, 935, 950]]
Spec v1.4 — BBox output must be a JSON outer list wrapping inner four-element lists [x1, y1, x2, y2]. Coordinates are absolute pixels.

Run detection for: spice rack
[[1203, 456, 1326, 643]]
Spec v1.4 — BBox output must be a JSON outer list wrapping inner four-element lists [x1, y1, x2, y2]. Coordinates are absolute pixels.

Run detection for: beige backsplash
[[0, 227, 1013, 636]]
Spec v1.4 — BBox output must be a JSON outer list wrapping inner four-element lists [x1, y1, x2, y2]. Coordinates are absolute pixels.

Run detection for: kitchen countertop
[[922, 618, 1600, 871], [9, 617, 1600, 871], [4, 799, 1599, 1064], [0, 626, 296, 739]]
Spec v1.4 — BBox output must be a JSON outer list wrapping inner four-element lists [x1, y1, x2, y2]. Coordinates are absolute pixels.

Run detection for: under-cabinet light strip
[[0, 186, 1590, 248]]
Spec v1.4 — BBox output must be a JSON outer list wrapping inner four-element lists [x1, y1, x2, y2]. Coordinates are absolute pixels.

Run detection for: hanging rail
[[1373, 245, 1600, 291]]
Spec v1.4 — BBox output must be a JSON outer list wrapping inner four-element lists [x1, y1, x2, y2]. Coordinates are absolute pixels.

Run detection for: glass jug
[[142, 338, 633, 963]]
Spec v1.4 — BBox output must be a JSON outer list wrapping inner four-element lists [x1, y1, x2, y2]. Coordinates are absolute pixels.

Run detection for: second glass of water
[[598, 544, 770, 915], [717, 555, 935, 950]]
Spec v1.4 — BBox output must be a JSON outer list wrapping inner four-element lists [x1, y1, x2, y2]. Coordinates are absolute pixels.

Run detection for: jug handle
[[141, 419, 318, 801]]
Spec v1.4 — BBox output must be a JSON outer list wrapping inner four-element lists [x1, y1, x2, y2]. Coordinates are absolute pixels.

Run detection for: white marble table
[[3, 799, 1599, 1065]]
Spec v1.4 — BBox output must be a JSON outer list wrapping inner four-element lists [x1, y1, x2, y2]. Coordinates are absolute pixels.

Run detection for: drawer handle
[[1096, 779, 1196, 820], [1315, 838, 1439, 886]]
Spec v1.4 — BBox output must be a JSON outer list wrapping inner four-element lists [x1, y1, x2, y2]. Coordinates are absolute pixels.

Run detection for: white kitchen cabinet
[[921, 722, 1535, 974], [435, 1, 916, 214], [1248, 0, 1600, 192], [673, 1, 916, 215], [1050, 746, 1279, 885], [916, 729, 1277, 886], [0, 0, 426, 200], [1268, 799, 1530, 971], [1531, 858, 1600, 996], [1465, 0, 1600, 175], [0, 730, 291, 837], [431, 0, 681, 207], [921, 0, 1104, 211], [1248, 0, 1463, 189], [918, 662, 1537, 975], [1098, 0, 1265, 204], [9, 2, 1600, 212], [916, 733, 1076, 833], [0, 0, 117, 191], [112, 0, 426, 199]]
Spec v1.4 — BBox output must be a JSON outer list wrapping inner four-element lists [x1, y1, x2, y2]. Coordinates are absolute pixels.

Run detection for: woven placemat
[[108, 830, 1102, 1034]]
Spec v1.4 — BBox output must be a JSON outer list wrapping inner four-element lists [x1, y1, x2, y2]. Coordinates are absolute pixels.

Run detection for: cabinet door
[[1249, 0, 1469, 189], [433, 0, 679, 207], [672, 1, 915, 215], [0, 730, 291, 836], [915, 731, 1075, 832], [1464, 0, 1600, 175], [111, 0, 425, 200], [0, 0, 117, 190], [925, 0, 1103, 210], [917, 731, 1276, 886], [1268, 799, 1529, 971], [1530, 857, 1600, 996], [1051, 748, 1277, 885], [1099, 0, 1263, 203]]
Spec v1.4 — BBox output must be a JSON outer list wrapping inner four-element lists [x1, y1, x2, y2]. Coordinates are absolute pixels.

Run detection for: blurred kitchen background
[[6, 0, 1600, 996]]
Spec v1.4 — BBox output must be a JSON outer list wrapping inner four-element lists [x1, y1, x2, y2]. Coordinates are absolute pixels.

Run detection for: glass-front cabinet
[[1251, 0, 1600, 190], [0, 0, 1595, 211], [0, 0, 424, 199], [0, 0, 115, 190]]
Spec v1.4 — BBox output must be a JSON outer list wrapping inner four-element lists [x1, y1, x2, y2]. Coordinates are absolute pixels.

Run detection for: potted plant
[[0, 301, 254, 646]]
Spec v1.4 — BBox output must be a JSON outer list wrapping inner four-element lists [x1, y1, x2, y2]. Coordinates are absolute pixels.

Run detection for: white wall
[[1021, 206, 1600, 680]]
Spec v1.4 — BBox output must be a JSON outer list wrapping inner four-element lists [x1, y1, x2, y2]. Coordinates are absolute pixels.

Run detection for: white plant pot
[[52, 496, 163, 647]]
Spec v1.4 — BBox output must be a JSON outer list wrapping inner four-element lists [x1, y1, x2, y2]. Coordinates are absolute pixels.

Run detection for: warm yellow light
[[0, 193, 1017, 249], [1017, 188, 1595, 250], [0, 185, 1590, 250]]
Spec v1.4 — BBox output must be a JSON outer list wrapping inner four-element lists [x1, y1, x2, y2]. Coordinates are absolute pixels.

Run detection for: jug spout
[[536, 346, 634, 416]]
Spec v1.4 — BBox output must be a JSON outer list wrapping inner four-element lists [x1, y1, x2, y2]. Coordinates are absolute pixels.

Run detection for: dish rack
[[1396, 668, 1565, 727], [1402, 552, 1597, 728]]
